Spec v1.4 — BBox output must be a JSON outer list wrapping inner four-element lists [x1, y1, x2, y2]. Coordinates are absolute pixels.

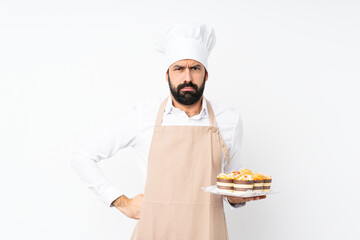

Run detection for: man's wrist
[[227, 197, 246, 208], [229, 201, 246, 207], [112, 195, 128, 208]]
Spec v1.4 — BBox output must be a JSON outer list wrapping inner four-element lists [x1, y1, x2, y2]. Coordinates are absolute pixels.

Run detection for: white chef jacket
[[70, 95, 246, 209]]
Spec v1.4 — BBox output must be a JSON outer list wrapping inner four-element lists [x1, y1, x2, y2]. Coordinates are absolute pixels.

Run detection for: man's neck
[[170, 95, 203, 118]]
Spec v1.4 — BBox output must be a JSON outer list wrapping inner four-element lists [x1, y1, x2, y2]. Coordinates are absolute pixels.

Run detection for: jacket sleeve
[[70, 105, 139, 207]]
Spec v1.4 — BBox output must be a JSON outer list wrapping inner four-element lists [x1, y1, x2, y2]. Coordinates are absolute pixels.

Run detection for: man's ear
[[205, 72, 208, 82]]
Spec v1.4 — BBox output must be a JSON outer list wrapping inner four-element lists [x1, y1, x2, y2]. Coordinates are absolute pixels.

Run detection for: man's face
[[166, 59, 208, 105]]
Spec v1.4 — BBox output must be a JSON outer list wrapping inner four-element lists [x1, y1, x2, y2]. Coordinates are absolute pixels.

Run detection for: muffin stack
[[216, 173, 235, 193], [233, 173, 254, 193], [262, 174, 272, 192], [216, 168, 272, 194]]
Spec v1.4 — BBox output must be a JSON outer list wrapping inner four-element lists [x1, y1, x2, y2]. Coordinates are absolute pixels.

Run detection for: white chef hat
[[154, 23, 216, 72]]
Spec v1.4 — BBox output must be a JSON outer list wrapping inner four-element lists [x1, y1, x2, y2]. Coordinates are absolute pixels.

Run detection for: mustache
[[177, 82, 199, 92]]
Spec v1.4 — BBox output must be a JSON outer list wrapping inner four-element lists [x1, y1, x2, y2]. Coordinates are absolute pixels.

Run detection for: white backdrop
[[1, 0, 359, 239]]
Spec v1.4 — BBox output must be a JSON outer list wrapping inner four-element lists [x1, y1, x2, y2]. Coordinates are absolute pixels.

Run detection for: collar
[[164, 94, 209, 118]]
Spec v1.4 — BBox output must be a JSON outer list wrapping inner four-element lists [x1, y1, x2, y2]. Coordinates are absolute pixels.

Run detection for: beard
[[168, 75, 206, 106]]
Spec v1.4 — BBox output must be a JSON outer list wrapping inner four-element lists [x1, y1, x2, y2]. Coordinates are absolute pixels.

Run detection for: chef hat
[[154, 23, 216, 72]]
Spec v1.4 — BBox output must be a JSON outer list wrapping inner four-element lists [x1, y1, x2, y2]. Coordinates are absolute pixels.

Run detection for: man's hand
[[112, 194, 144, 220], [224, 195, 266, 204]]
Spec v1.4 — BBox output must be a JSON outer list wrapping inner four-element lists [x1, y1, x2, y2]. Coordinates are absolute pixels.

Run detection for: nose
[[184, 67, 193, 83]]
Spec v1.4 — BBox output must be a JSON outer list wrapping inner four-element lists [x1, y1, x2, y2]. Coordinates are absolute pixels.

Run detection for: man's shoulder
[[130, 96, 242, 124]]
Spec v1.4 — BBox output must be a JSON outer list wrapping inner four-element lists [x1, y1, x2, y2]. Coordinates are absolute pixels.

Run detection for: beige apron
[[131, 96, 230, 240]]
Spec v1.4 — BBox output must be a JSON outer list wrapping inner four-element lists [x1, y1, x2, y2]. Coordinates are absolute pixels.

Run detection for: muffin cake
[[239, 168, 253, 175], [261, 173, 272, 192], [216, 173, 234, 193], [252, 173, 264, 193], [233, 174, 254, 193]]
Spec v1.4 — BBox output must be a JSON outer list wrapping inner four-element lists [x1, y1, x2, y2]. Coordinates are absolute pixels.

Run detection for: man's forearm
[[71, 151, 123, 207]]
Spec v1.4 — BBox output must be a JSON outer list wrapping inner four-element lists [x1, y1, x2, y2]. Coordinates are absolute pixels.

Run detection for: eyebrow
[[172, 64, 202, 69]]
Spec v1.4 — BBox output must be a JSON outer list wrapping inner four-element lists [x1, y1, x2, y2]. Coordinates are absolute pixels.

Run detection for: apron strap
[[155, 96, 230, 172], [218, 133, 230, 173], [205, 98, 217, 127], [206, 99, 230, 172], [154, 97, 169, 127]]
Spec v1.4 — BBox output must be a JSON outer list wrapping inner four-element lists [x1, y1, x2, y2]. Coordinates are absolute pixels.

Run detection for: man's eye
[[192, 67, 199, 70]]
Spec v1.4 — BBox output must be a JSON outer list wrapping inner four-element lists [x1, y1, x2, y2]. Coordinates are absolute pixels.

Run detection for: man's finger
[[254, 195, 266, 200], [222, 195, 267, 202]]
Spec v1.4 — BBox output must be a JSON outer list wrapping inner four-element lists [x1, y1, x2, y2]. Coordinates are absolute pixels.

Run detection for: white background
[[1, 0, 359, 239]]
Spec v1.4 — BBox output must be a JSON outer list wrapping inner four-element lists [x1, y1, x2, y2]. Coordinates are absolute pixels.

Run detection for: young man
[[71, 23, 265, 240]]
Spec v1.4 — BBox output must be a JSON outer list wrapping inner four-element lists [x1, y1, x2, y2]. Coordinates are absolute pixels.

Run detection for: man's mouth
[[181, 87, 194, 91]]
